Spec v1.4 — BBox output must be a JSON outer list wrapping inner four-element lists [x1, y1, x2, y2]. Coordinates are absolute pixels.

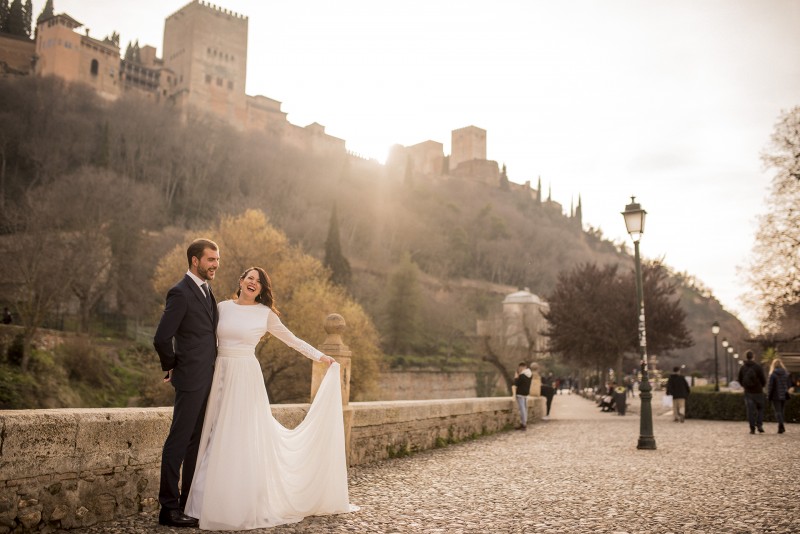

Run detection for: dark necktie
[[202, 283, 213, 311]]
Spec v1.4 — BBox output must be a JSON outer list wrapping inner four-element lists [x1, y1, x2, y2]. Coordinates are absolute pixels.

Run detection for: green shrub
[[687, 391, 799, 424]]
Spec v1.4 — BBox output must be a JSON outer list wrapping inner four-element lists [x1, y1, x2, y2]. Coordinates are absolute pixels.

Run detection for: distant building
[[8, 1, 345, 156]]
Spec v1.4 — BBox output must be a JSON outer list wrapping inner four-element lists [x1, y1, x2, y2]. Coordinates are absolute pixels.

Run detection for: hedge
[[686, 391, 799, 423]]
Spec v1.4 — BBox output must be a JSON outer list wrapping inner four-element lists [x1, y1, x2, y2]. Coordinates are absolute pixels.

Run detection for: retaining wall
[[0, 396, 543, 531]]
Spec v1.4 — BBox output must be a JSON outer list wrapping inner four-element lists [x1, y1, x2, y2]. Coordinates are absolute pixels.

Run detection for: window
[[216, 77, 222, 86], [90, 59, 99, 76], [227, 80, 233, 90], [205, 74, 212, 84]]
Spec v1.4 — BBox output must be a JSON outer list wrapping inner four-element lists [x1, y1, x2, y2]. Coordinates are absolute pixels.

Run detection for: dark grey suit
[[154, 274, 218, 512]]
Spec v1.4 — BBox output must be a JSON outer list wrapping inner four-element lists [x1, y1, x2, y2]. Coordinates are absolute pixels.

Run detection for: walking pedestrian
[[666, 366, 691, 422], [512, 362, 532, 430], [767, 358, 791, 434], [541, 374, 555, 420], [738, 351, 767, 434]]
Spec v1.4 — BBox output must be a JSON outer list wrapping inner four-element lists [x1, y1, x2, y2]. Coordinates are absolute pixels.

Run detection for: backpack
[[742, 365, 760, 390]]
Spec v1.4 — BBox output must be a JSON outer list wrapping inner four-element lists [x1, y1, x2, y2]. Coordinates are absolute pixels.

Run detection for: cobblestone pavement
[[62, 394, 799, 533]]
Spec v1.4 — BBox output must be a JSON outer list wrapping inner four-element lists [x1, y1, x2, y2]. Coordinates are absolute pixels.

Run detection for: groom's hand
[[320, 355, 335, 366], [163, 369, 172, 383]]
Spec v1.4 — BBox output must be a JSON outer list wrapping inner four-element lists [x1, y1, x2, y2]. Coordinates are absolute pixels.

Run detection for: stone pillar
[[311, 313, 353, 464]]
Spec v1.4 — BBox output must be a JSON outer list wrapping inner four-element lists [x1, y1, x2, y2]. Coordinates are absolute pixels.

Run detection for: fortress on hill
[[0, 0, 580, 219]]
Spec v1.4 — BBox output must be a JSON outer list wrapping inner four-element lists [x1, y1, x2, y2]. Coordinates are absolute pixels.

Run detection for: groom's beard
[[198, 265, 216, 281]]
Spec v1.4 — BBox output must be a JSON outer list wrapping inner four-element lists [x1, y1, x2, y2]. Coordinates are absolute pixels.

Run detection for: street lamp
[[733, 353, 739, 381], [622, 196, 655, 450], [727, 346, 734, 385], [721, 338, 729, 385], [712, 323, 721, 392]]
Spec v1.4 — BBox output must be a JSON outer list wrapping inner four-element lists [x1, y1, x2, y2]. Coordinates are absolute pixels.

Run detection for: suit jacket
[[153, 274, 218, 392]]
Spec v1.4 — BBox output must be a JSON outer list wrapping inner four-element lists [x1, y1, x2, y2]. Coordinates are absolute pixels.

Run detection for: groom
[[153, 238, 220, 528]]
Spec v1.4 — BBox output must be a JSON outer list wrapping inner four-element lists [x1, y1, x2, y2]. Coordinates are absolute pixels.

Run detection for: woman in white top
[[184, 266, 357, 530]]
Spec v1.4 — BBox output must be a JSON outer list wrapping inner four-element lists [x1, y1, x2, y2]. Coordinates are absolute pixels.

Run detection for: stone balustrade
[[0, 315, 544, 531]]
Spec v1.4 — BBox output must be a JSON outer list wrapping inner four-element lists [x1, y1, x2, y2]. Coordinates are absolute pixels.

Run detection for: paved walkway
[[62, 394, 799, 533]]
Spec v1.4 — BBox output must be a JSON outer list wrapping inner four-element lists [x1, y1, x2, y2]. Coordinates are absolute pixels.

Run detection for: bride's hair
[[237, 267, 279, 315]]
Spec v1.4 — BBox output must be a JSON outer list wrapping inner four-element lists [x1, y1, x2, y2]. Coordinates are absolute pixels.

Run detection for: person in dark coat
[[513, 362, 533, 430], [767, 358, 791, 434], [666, 366, 691, 423], [738, 350, 767, 434]]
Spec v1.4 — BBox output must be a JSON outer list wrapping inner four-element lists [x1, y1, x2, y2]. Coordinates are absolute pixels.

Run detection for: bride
[[184, 266, 356, 530]]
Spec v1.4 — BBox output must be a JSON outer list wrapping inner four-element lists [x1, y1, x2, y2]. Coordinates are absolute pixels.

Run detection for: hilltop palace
[[0, 0, 581, 217]]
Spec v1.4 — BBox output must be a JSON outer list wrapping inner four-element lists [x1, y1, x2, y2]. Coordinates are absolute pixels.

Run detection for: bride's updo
[[237, 267, 279, 315]]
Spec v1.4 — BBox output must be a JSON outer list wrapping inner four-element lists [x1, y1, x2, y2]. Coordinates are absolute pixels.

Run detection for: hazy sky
[[38, 0, 800, 330]]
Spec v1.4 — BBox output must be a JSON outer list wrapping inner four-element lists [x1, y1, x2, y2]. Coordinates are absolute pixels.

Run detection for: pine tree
[[35, 0, 52, 25], [575, 194, 583, 226], [323, 203, 351, 286], [124, 42, 133, 61]]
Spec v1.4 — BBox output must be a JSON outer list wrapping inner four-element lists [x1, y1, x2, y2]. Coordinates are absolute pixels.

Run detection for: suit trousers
[[159, 385, 211, 511]]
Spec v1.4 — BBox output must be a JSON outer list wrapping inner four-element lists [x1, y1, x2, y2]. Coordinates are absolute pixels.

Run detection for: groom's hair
[[187, 238, 219, 267]]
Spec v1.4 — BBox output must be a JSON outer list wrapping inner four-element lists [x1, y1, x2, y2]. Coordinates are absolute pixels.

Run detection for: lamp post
[[622, 196, 655, 450], [733, 353, 739, 382], [727, 346, 734, 385], [721, 338, 729, 385], [712, 323, 721, 392]]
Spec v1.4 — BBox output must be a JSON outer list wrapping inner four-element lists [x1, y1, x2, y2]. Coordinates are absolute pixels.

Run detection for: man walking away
[[666, 366, 690, 422], [738, 350, 767, 434]]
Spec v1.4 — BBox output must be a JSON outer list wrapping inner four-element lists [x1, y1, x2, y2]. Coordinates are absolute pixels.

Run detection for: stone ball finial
[[324, 313, 346, 335]]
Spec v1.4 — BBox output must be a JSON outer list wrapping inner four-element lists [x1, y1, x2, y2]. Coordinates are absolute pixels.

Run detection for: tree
[[22, 0, 30, 36], [746, 106, 800, 335], [1, 0, 10, 33], [543, 261, 693, 384], [382, 251, 422, 354], [323, 203, 351, 286], [35, 0, 52, 25], [1, 199, 72, 370], [499, 163, 509, 190], [153, 210, 381, 402], [6, 0, 25, 37]]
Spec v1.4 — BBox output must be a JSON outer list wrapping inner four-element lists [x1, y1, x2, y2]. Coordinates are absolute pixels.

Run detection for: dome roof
[[503, 288, 545, 306]]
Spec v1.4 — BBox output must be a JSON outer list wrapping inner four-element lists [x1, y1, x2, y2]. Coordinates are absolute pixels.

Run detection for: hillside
[[0, 76, 750, 384]]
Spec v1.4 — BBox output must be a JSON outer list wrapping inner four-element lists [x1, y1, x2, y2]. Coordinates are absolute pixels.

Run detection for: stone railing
[[0, 315, 544, 532]]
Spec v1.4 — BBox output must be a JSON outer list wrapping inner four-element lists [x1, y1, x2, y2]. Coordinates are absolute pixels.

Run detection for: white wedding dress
[[184, 300, 356, 531]]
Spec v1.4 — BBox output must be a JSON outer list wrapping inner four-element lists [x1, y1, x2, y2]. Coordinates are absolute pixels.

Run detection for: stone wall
[[377, 370, 480, 400], [0, 396, 543, 531]]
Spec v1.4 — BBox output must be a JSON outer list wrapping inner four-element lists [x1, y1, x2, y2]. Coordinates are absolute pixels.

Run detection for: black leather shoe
[[757, 427, 765, 433], [158, 508, 199, 528]]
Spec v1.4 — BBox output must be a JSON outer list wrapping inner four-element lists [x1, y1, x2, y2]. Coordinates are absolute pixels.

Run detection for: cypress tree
[[536, 176, 542, 205], [22, 0, 31, 37], [323, 203, 351, 286], [6, 0, 25, 37], [383, 252, 421, 354], [499, 163, 509, 190], [0, 0, 10, 33], [35, 0, 52, 25]]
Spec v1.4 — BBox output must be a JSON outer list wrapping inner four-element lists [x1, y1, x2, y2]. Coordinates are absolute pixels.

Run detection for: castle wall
[[406, 140, 444, 178], [163, 0, 248, 126], [0, 33, 34, 75]]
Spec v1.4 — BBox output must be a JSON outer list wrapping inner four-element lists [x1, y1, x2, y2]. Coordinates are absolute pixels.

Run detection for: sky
[[36, 0, 800, 331]]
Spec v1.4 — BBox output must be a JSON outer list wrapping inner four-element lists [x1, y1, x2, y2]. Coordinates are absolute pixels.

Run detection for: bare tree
[[746, 106, 800, 334]]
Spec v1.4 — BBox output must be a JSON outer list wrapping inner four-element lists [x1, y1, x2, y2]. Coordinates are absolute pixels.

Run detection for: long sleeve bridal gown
[[184, 300, 356, 531]]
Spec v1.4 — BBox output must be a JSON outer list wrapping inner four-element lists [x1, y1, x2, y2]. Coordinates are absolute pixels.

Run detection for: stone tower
[[163, 0, 248, 124], [450, 125, 487, 171]]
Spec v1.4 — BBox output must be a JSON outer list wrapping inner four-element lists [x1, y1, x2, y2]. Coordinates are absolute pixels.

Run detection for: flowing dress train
[[184, 300, 356, 530]]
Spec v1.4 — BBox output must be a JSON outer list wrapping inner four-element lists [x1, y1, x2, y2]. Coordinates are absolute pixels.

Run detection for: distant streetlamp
[[721, 338, 729, 385], [622, 196, 655, 450], [733, 353, 739, 381], [727, 346, 734, 384], [712, 323, 721, 392]]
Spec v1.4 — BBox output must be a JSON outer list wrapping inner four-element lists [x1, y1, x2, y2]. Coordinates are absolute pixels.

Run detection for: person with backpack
[[738, 350, 767, 434]]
